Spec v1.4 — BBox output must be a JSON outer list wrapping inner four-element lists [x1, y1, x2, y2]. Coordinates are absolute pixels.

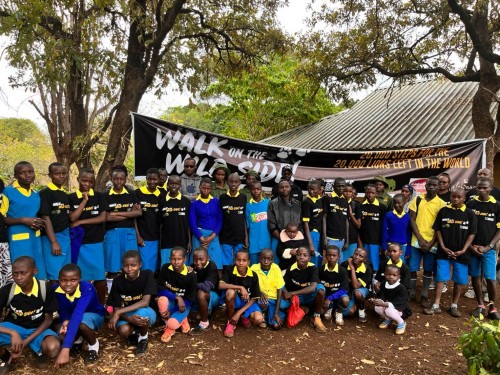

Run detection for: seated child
[[157, 247, 197, 343], [277, 222, 307, 271], [219, 249, 264, 338], [370, 265, 409, 335], [374, 243, 411, 292], [251, 249, 286, 330], [340, 248, 373, 323], [281, 247, 325, 333], [54, 264, 106, 367], [189, 248, 220, 336], [0, 256, 60, 373], [107, 251, 156, 357], [315, 245, 349, 326]]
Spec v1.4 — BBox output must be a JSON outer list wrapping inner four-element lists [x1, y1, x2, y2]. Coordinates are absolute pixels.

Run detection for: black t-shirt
[[438, 191, 451, 205], [0, 280, 58, 329], [159, 193, 191, 249], [433, 206, 477, 264], [68, 191, 107, 244], [219, 193, 247, 244], [157, 264, 197, 303], [340, 261, 373, 292], [105, 189, 139, 230], [106, 270, 157, 308], [301, 196, 324, 233], [284, 262, 319, 293], [276, 237, 308, 271], [375, 259, 411, 290], [360, 201, 386, 244], [348, 200, 362, 244], [324, 194, 349, 239], [135, 187, 164, 241], [192, 260, 219, 289], [378, 282, 408, 312], [221, 266, 261, 299], [466, 197, 500, 246], [318, 263, 349, 297], [39, 186, 70, 233]]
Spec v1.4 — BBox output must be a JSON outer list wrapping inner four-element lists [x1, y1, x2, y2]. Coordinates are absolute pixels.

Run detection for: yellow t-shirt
[[250, 263, 285, 300], [408, 194, 446, 245]]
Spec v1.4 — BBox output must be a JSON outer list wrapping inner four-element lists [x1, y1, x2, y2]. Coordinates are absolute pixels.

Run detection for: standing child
[[424, 188, 477, 317], [245, 181, 271, 265], [189, 248, 220, 335], [315, 245, 349, 326], [3, 161, 47, 279], [0, 179, 12, 287], [251, 249, 286, 330], [374, 243, 411, 292], [344, 183, 362, 260], [322, 178, 349, 262], [68, 168, 107, 304], [370, 264, 409, 335], [39, 163, 71, 282], [107, 251, 157, 357], [54, 264, 105, 367], [159, 175, 191, 264], [381, 194, 412, 261], [340, 248, 373, 323], [219, 249, 264, 338], [0, 257, 60, 372], [135, 168, 164, 272], [219, 173, 248, 268], [276, 222, 307, 271], [189, 178, 223, 269], [302, 179, 325, 267]]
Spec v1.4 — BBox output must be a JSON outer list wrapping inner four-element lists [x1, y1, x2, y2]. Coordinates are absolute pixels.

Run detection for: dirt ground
[[10, 286, 484, 375]]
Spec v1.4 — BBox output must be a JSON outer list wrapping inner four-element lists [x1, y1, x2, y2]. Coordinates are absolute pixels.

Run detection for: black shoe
[[420, 296, 431, 309], [488, 309, 500, 320], [70, 342, 83, 357], [0, 362, 12, 375], [35, 354, 50, 369], [136, 339, 148, 357], [85, 350, 99, 364], [471, 306, 486, 319], [189, 325, 210, 336], [127, 333, 139, 346]]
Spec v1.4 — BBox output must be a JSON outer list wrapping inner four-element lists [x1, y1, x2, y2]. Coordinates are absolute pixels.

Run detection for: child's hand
[[259, 296, 269, 305], [230, 312, 241, 326], [10, 331, 23, 355], [240, 287, 249, 301], [51, 241, 62, 256], [273, 314, 283, 327], [137, 235, 145, 247], [290, 248, 297, 257], [54, 348, 70, 368], [128, 315, 149, 326], [177, 299, 186, 313], [108, 313, 119, 330], [281, 290, 291, 300], [59, 320, 70, 336], [373, 282, 381, 293]]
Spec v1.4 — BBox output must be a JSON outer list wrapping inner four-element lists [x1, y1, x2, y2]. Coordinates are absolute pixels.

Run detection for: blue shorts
[[9, 231, 46, 280], [469, 250, 498, 280], [192, 228, 222, 269], [408, 246, 436, 273], [0, 322, 58, 354], [164, 298, 192, 323], [190, 290, 220, 316], [265, 298, 288, 325], [325, 292, 349, 310], [139, 240, 159, 272], [80, 312, 105, 331], [436, 259, 468, 285], [363, 243, 380, 271], [104, 228, 137, 273], [221, 243, 244, 267], [221, 293, 261, 318], [116, 307, 157, 328], [310, 231, 323, 267], [77, 242, 105, 281], [281, 284, 325, 309], [343, 287, 369, 316], [344, 243, 357, 261], [42, 230, 71, 280]]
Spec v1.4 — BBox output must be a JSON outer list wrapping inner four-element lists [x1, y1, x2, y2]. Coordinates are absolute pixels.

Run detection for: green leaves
[[459, 319, 500, 374]]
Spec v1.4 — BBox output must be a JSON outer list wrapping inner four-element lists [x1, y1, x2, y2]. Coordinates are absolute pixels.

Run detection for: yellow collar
[[76, 189, 94, 199], [109, 187, 128, 195], [324, 263, 339, 273], [363, 199, 379, 206], [168, 264, 188, 275], [290, 262, 315, 271], [331, 192, 342, 198], [232, 266, 253, 277], [227, 190, 240, 197], [55, 284, 82, 302], [392, 209, 405, 218], [347, 262, 367, 273], [48, 182, 66, 192], [388, 259, 403, 267], [140, 186, 160, 197], [306, 194, 320, 203], [166, 192, 182, 201], [474, 196, 497, 203], [12, 180, 33, 197], [249, 197, 263, 203], [446, 204, 466, 211], [14, 278, 39, 297], [196, 194, 213, 203]]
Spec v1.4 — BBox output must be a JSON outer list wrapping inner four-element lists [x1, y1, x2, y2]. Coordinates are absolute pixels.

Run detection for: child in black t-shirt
[[302, 179, 325, 267], [107, 251, 157, 357], [276, 222, 308, 270], [0, 256, 60, 372], [374, 243, 411, 292]]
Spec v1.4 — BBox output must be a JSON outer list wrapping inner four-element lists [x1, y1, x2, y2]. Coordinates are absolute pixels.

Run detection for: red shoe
[[160, 327, 175, 343], [180, 318, 191, 334], [241, 317, 251, 328], [224, 321, 236, 338]]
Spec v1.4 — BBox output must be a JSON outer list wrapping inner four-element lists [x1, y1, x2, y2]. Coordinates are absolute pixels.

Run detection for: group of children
[[0, 159, 498, 372]]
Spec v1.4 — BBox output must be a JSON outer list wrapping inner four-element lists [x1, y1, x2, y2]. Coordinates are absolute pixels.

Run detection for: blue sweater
[[189, 195, 223, 239], [381, 210, 412, 250], [54, 280, 105, 349]]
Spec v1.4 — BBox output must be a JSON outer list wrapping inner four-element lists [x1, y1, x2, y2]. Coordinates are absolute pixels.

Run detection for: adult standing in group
[[272, 165, 303, 203], [371, 175, 393, 211], [466, 168, 500, 201], [180, 158, 202, 201], [437, 173, 452, 205], [240, 170, 260, 201]]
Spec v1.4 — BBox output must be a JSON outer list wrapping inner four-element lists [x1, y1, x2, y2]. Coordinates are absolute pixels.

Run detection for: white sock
[[358, 309, 366, 317], [138, 332, 148, 342], [432, 303, 440, 309], [451, 303, 458, 309], [74, 335, 83, 344], [106, 278, 113, 294], [88, 339, 99, 353]]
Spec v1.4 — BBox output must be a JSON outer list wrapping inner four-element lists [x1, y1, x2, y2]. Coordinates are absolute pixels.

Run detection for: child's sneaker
[[464, 288, 475, 299], [420, 296, 431, 309], [136, 338, 148, 357], [323, 308, 333, 321], [224, 321, 236, 338], [180, 318, 191, 334], [240, 317, 251, 329], [310, 316, 327, 333], [488, 308, 500, 320], [160, 327, 176, 343], [395, 322, 406, 335], [379, 319, 391, 329], [127, 333, 139, 346], [85, 350, 99, 364], [358, 313, 367, 323], [334, 311, 344, 326], [471, 306, 486, 320], [449, 306, 461, 317], [423, 305, 442, 315], [190, 324, 210, 336]]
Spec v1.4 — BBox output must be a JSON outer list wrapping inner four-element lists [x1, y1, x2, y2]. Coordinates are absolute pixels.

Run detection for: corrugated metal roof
[[261, 80, 482, 151]]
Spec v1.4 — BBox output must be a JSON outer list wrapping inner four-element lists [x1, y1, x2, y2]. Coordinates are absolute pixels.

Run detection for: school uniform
[[433, 205, 477, 285], [375, 258, 411, 290], [220, 266, 262, 318], [340, 260, 373, 315], [245, 197, 271, 265], [135, 186, 163, 271], [374, 280, 409, 324], [219, 192, 247, 267], [157, 264, 197, 323], [466, 196, 500, 280], [104, 188, 139, 273], [189, 195, 223, 268], [68, 189, 107, 281], [3, 181, 46, 279], [346, 199, 362, 259], [192, 260, 220, 315], [324, 193, 349, 258], [276, 230, 307, 271], [54, 280, 106, 349], [0, 279, 58, 354], [39, 183, 71, 280], [106, 270, 157, 327], [0, 193, 12, 287], [302, 194, 325, 267], [319, 263, 349, 308], [282, 262, 324, 308], [381, 210, 412, 260], [360, 199, 386, 271], [251, 263, 286, 325], [159, 192, 191, 265]]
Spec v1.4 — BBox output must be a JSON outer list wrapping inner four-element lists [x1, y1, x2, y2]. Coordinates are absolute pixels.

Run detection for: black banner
[[132, 113, 485, 192]]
